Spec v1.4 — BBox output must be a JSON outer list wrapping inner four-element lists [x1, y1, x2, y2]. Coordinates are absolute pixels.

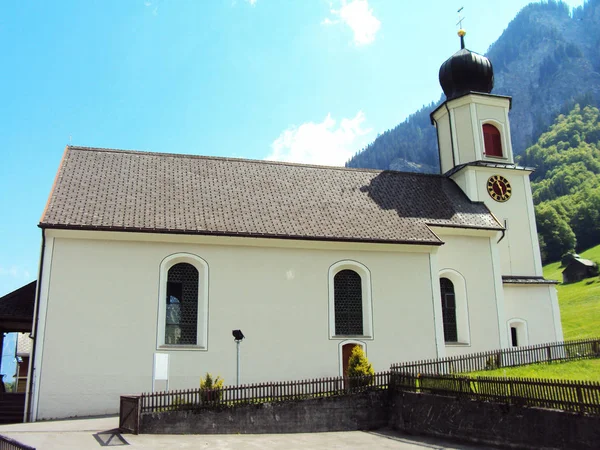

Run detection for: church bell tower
[[431, 30, 544, 278]]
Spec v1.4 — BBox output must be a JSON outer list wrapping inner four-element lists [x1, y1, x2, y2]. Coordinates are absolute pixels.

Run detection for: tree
[[346, 346, 374, 388], [535, 204, 576, 263]]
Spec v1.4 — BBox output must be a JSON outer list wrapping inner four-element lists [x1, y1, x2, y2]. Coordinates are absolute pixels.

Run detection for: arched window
[[328, 261, 373, 339], [158, 253, 209, 349], [166, 263, 198, 345], [483, 124, 502, 157], [334, 270, 363, 336], [507, 319, 528, 348], [440, 278, 458, 342]]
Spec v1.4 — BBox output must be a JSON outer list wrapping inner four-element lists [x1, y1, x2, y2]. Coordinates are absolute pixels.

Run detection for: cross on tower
[[456, 6, 465, 29]]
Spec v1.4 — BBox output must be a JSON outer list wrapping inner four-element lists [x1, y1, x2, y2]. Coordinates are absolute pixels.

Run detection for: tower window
[[483, 124, 502, 157]]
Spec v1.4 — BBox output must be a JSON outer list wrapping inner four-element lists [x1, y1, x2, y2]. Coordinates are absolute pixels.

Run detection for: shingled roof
[[40, 146, 503, 245]]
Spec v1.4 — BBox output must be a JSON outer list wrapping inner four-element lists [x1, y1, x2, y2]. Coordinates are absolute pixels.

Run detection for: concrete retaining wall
[[138, 389, 600, 449], [141, 390, 389, 434], [390, 391, 600, 450]]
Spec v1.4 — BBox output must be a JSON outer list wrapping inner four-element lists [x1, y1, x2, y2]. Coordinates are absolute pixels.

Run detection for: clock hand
[[496, 180, 504, 195]]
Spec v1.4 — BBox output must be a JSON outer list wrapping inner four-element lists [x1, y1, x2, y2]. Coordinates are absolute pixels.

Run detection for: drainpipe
[[26, 228, 45, 422]]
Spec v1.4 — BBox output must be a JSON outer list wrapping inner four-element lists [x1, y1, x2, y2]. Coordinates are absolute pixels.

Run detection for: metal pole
[[236, 340, 241, 386]]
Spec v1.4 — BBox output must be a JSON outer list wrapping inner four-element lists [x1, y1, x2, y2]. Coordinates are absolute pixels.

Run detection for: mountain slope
[[346, 0, 600, 173], [520, 103, 600, 262]]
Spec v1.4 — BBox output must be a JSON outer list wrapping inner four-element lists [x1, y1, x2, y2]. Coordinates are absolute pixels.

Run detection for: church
[[26, 32, 563, 421]]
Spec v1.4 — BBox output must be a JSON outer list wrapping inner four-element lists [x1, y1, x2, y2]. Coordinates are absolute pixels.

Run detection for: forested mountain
[[346, 0, 600, 173], [519, 104, 600, 263]]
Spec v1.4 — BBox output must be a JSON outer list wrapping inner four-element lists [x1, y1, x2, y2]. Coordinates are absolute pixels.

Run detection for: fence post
[[576, 385, 584, 414]]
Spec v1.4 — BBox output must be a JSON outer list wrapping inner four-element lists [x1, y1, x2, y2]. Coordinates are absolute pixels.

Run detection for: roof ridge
[[65, 145, 445, 178]]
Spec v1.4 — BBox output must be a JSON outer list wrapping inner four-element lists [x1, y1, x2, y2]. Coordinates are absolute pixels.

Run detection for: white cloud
[[144, 1, 159, 15], [266, 111, 373, 166], [324, 0, 381, 46], [0, 265, 31, 280], [245, 0, 257, 6]]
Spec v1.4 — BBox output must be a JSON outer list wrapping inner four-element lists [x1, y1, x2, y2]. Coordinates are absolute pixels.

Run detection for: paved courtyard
[[0, 416, 495, 449]]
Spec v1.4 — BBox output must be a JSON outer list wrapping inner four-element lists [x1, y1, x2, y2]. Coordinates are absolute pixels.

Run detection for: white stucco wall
[[503, 284, 563, 345], [32, 231, 441, 420], [471, 168, 542, 277], [433, 230, 506, 356]]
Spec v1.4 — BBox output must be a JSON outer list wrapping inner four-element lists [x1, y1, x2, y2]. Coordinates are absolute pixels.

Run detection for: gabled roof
[[564, 257, 597, 269], [0, 281, 36, 332], [40, 146, 503, 245]]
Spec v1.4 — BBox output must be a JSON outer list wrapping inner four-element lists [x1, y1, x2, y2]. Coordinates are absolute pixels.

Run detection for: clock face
[[487, 175, 512, 202]]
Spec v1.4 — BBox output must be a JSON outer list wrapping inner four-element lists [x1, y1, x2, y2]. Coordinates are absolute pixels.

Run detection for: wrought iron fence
[[392, 373, 600, 415], [0, 435, 35, 450], [140, 371, 390, 414], [391, 338, 600, 375]]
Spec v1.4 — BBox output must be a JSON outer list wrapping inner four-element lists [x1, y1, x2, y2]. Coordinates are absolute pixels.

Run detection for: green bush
[[200, 373, 224, 402], [346, 346, 375, 388]]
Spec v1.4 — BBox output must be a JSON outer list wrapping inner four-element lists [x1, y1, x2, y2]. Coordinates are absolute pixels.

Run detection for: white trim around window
[[328, 260, 373, 339], [479, 119, 510, 161], [439, 268, 471, 346], [507, 318, 529, 347], [157, 253, 209, 350]]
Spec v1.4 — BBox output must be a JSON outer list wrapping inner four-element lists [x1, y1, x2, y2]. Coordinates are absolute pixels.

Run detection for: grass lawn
[[469, 358, 600, 382], [466, 246, 600, 382], [543, 245, 600, 340]]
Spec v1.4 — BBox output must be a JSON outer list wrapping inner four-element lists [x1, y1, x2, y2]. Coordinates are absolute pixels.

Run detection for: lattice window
[[165, 263, 198, 345], [440, 277, 458, 342], [334, 270, 363, 336]]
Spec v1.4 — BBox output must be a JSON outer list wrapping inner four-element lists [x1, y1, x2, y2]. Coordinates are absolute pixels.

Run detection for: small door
[[342, 343, 358, 377]]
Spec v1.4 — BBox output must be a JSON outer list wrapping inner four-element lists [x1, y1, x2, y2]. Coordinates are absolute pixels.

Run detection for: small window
[[510, 326, 518, 347], [483, 124, 502, 157], [334, 270, 363, 336], [440, 278, 458, 342], [507, 319, 528, 348]]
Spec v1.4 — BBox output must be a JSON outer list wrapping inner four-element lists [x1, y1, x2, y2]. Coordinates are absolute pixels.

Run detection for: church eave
[[38, 222, 446, 246]]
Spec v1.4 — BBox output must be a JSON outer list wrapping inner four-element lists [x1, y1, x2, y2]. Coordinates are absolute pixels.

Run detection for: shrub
[[346, 346, 375, 388], [200, 373, 224, 403]]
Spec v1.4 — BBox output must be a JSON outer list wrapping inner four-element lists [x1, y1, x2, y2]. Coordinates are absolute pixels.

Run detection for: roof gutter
[[26, 228, 45, 422]]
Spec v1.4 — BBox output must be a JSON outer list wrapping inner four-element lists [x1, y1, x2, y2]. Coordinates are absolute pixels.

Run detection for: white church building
[[27, 34, 563, 420]]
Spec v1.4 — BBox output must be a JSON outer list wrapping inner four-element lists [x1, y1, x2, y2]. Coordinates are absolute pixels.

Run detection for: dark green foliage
[[520, 104, 600, 262], [346, 102, 440, 173]]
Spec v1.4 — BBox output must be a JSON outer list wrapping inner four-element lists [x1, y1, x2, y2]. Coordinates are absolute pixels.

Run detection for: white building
[[27, 35, 562, 420]]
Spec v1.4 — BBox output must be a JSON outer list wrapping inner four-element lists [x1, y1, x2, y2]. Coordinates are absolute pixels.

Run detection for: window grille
[[334, 270, 363, 335], [166, 263, 198, 345], [440, 277, 458, 342]]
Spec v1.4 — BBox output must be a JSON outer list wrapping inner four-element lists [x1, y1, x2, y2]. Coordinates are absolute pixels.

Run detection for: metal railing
[[391, 338, 600, 375], [140, 371, 391, 414], [0, 435, 35, 450], [392, 372, 600, 415]]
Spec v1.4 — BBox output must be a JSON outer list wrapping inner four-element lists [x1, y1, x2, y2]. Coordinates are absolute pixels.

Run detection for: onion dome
[[439, 30, 494, 100]]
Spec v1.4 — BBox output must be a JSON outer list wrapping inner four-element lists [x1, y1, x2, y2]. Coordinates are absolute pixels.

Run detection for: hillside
[[520, 103, 600, 262], [346, 0, 600, 173], [544, 244, 600, 340]]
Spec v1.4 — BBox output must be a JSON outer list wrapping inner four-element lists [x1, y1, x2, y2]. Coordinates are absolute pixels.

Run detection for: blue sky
[[0, 0, 585, 302]]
